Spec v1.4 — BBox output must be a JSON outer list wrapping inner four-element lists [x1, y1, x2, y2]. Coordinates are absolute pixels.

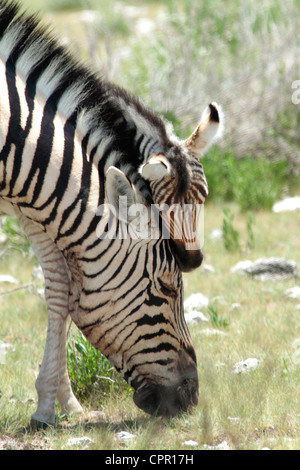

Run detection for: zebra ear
[[184, 102, 224, 157], [140, 154, 171, 181], [105, 166, 139, 223]]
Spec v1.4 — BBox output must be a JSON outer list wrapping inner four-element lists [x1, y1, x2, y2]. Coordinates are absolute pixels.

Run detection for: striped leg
[[17, 214, 82, 427]]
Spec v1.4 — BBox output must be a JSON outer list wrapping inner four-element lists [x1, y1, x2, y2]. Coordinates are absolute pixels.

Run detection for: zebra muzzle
[[133, 370, 199, 417]]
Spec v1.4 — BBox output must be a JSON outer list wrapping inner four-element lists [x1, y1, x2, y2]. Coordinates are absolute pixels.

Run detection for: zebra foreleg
[[17, 214, 83, 428]]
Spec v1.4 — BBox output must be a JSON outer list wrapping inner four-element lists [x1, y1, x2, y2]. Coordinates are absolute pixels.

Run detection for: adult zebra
[[0, 1, 223, 427]]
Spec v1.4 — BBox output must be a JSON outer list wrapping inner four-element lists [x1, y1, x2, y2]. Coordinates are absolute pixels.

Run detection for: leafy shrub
[[67, 331, 129, 401], [203, 148, 290, 211]]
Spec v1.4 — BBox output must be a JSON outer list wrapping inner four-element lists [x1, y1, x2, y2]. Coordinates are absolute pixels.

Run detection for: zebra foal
[[0, 1, 223, 427]]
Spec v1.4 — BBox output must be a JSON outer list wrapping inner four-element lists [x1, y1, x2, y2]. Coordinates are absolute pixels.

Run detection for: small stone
[[184, 293, 209, 312], [0, 275, 18, 284], [285, 286, 300, 300], [233, 358, 259, 374], [229, 303, 241, 312], [65, 437, 94, 448], [204, 440, 231, 450], [185, 311, 209, 325], [272, 196, 300, 213], [227, 416, 241, 424], [201, 264, 215, 273], [183, 440, 199, 447], [209, 229, 222, 240], [215, 440, 231, 450], [199, 328, 227, 337], [117, 431, 136, 441], [0, 233, 7, 244], [231, 260, 253, 274]]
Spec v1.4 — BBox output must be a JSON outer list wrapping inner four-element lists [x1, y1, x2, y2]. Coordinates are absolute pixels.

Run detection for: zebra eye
[[158, 279, 177, 298]]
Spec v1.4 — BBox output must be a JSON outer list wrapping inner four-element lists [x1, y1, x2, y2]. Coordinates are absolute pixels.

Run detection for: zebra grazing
[[0, 1, 223, 427]]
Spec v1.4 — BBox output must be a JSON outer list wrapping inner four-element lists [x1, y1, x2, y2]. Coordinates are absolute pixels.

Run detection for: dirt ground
[[0, 434, 51, 450]]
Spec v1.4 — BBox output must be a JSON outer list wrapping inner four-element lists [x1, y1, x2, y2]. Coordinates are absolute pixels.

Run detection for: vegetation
[[67, 331, 131, 402], [0, 0, 299, 450], [204, 149, 294, 211]]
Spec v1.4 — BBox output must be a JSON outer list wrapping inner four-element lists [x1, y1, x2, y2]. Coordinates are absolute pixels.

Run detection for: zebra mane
[[0, 0, 170, 173]]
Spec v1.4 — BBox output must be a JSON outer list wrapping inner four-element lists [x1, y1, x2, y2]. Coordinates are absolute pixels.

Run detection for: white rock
[[80, 10, 98, 24], [216, 440, 231, 450], [0, 275, 18, 284], [183, 440, 199, 447], [185, 311, 209, 325], [117, 431, 136, 441], [231, 258, 298, 281], [227, 416, 241, 424], [285, 286, 300, 300], [229, 303, 241, 312], [184, 293, 209, 312], [204, 440, 231, 450], [136, 18, 155, 35], [209, 229, 222, 240], [201, 264, 215, 273], [272, 196, 300, 213], [0, 233, 7, 244], [0, 341, 14, 365], [231, 260, 253, 273], [199, 328, 227, 336], [233, 358, 259, 374], [65, 437, 94, 448]]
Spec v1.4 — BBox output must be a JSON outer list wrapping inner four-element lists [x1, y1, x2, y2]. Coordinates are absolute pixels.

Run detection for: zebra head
[[100, 104, 223, 417], [140, 102, 223, 272]]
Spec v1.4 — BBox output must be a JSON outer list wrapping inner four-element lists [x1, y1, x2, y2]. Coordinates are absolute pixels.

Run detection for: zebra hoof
[[30, 416, 55, 431]]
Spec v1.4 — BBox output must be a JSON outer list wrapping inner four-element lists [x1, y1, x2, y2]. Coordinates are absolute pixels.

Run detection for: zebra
[[0, 1, 223, 427]]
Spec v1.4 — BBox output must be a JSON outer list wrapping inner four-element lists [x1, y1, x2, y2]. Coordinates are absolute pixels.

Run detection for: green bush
[[67, 331, 129, 401], [203, 148, 290, 211]]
